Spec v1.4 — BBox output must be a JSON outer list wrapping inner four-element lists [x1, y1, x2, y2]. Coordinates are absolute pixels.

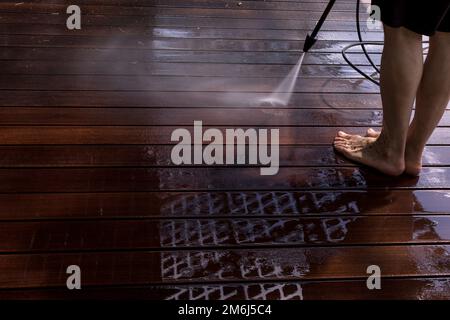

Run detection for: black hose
[[356, 0, 381, 73], [342, 0, 383, 86], [342, 1, 429, 87], [342, 42, 382, 85], [309, 0, 427, 87]]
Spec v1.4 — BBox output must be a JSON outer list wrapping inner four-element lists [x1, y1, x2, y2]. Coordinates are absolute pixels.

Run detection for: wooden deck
[[1, 0, 450, 300]]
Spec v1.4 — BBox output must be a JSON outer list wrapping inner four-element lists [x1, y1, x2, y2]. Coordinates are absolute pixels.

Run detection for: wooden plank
[[0, 278, 449, 300], [0, 145, 448, 168], [0, 36, 382, 53], [0, 14, 374, 32], [0, 167, 449, 193], [14, 0, 361, 12], [0, 190, 449, 220], [1, 126, 450, 145], [0, 108, 449, 127], [0, 28, 383, 41], [0, 108, 385, 126], [0, 91, 385, 108], [0, 45, 382, 63], [0, 37, 381, 60], [0, 245, 449, 288], [0, 61, 377, 78], [0, 3, 361, 20], [0, 48, 383, 64], [0, 75, 380, 93], [0, 216, 449, 253]]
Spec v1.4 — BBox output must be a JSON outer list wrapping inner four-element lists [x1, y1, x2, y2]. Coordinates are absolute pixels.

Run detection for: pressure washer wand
[[303, 0, 337, 53]]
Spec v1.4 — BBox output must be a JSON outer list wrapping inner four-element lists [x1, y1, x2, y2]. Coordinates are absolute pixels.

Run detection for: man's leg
[[334, 25, 423, 176], [404, 31, 450, 175]]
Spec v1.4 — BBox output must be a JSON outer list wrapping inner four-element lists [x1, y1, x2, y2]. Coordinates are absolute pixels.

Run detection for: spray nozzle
[[303, 34, 317, 53], [302, 0, 337, 53]]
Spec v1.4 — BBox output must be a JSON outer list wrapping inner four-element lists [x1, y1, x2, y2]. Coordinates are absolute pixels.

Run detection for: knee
[[430, 31, 450, 51], [384, 25, 422, 44]]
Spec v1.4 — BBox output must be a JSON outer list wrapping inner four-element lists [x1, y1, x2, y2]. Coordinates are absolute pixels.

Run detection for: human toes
[[366, 128, 380, 138]]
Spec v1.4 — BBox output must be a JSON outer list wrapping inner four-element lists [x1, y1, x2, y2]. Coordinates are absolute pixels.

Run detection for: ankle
[[406, 123, 428, 151], [374, 139, 404, 160], [405, 142, 425, 157], [383, 157, 406, 176], [371, 142, 405, 173], [376, 132, 406, 159]]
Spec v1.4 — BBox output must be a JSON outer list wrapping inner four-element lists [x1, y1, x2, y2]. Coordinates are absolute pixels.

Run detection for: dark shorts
[[372, 0, 450, 36]]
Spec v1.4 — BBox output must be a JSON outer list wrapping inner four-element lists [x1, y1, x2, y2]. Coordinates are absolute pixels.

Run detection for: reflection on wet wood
[[0, 216, 449, 252], [1, 167, 450, 192], [1, 278, 449, 300], [0, 245, 449, 288], [0, 190, 449, 220]]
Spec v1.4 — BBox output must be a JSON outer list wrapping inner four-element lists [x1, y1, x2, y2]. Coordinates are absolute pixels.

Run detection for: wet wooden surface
[[0, 0, 450, 300]]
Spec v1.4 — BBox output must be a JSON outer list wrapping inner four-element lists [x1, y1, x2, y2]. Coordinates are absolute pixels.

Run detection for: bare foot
[[365, 128, 423, 176], [333, 131, 405, 176], [334, 131, 377, 150]]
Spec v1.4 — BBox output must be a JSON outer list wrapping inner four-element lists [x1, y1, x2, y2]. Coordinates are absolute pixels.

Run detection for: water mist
[[259, 52, 306, 107]]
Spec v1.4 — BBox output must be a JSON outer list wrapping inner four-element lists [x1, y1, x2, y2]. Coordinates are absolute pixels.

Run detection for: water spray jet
[[259, 0, 338, 107], [260, 0, 383, 107]]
